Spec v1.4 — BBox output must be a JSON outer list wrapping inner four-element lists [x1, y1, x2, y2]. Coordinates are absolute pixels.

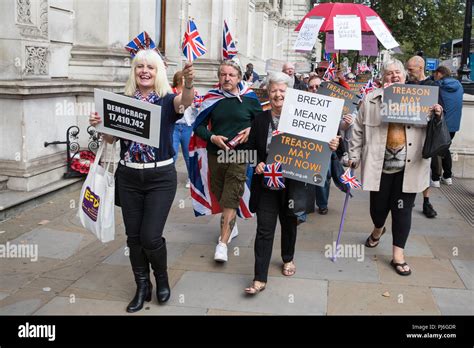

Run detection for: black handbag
[[422, 115, 451, 159], [285, 179, 315, 217]]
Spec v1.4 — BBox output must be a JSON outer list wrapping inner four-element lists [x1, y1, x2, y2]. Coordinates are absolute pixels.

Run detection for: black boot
[[126, 244, 153, 313], [144, 239, 170, 304]]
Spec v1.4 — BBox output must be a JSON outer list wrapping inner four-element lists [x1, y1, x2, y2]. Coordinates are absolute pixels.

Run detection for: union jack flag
[[125, 31, 156, 58], [263, 162, 285, 189], [340, 168, 362, 189], [222, 20, 238, 60], [360, 79, 375, 96], [323, 60, 336, 81], [182, 20, 207, 62], [188, 81, 258, 218]]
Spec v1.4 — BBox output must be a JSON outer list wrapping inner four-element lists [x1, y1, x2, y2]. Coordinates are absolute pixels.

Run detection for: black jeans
[[254, 188, 297, 283], [117, 163, 177, 250], [369, 171, 416, 249], [431, 132, 456, 181]]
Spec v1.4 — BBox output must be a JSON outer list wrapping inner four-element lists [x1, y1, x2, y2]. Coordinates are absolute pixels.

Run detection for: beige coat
[[349, 88, 430, 193]]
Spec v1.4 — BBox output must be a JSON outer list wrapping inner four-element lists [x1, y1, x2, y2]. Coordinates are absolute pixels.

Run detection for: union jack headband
[[125, 31, 165, 60]]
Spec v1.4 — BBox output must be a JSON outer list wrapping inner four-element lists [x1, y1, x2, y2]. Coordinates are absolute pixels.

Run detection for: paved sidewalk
[[0, 159, 472, 315]]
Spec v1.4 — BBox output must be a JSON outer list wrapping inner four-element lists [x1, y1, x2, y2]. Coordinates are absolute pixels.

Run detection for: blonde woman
[[90, 49, 194, 312]]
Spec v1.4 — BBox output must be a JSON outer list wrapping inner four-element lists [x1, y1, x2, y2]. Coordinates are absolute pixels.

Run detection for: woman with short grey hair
[[348, 58, 443, 276], [245, 72, 340, 294]]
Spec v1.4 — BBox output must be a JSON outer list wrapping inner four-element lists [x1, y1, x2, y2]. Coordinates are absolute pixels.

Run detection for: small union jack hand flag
[[222, 20, 238, 60], [263, 162, 285, 189], [182, 19, 207, 62], [340, 168, 362, 189], [359, 79, 375, 96], [323, 60, 336, 81]]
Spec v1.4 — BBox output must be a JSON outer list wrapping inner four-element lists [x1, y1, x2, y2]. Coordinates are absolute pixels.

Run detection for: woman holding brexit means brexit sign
[[245, 72, 340, 295], [90, 46, 195, 312]]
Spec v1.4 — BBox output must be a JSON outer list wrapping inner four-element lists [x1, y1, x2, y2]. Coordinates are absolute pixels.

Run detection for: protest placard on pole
[[333, 15, 362, 51], [293, 17, 325, 52], [365, 16, 399, 50], [94, 89, 161, 147], [277, 88, 343, 143], [381, 84, 439, 124], [267, 134, 332, 186]]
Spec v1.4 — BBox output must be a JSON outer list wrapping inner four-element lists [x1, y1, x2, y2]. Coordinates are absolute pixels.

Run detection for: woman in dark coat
[[245, 72, 340, 294]]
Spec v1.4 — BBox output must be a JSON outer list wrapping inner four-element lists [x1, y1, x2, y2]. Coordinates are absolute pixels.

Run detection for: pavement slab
[[171, 244, 254, 276], [450, 259, 474, 290], [0, 277, 74, 315], [9, 227, 86, 260], [425, 236, 474, 260], [431, 288, 474, 315], [168, 271, 328, 315], [377, 256, 465, 289], [327, 281, 440, 315], [267, 250, 379, 283]]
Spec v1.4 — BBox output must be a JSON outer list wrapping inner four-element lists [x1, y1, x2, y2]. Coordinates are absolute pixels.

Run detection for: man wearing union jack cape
[[192, 60, 262, 263]]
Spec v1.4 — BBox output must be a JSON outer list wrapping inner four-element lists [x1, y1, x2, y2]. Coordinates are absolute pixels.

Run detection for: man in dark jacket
[[406, 55, 440, 218], [432, 65, 464, 185]]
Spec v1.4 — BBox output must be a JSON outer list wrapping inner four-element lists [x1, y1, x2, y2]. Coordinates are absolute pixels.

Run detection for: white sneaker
[[185, 179, 191, 188], [441, 177, 452, 185], [431, 180, 440, 188], [214, 242, 228, 262], [218, 225, 239, 244]]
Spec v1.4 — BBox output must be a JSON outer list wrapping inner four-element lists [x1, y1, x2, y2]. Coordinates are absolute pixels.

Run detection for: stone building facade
[[0, 0, 316, 192]]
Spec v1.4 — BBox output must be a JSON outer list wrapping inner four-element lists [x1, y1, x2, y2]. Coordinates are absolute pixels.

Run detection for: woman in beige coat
[[349, 59, 443, 276]]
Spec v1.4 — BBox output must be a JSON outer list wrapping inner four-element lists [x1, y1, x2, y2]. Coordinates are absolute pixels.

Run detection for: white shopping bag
[[77, 141, 116, 243]]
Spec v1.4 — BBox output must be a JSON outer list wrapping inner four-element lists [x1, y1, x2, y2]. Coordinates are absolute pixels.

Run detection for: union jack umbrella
[[340, 168, 362, 189], [182, 19, 207, 62], [323, 60, 336, 81], [125, 31, 156, 58], [222, 20, 238, 59], [263, 162, 285, 189]]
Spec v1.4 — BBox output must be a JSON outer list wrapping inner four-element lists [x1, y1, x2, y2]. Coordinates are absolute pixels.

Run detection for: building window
[[156, 0, 166, 54]]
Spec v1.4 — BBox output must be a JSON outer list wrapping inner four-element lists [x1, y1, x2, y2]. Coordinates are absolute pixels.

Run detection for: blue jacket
[[436, 77, 464, 132]]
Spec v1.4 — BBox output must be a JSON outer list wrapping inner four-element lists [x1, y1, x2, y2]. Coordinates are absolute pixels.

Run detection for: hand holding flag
[[263, 162, 285, 189], [340, 168, 362, 189]]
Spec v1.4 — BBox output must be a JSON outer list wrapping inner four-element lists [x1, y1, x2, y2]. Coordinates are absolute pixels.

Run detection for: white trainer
[[214, 242, 228, 262], [441, 177, 453, 185], [218, 225, 239, 244], [431, 180, 440, 188]]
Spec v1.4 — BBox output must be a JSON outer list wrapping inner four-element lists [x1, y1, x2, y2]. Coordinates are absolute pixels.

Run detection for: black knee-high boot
[[144, 239, 170, 304], [126, 244, 153, 313]]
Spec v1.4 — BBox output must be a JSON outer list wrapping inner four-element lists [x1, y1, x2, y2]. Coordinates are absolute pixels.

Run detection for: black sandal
[[364, 227, 386, 248], [390, 260, 412, 276]]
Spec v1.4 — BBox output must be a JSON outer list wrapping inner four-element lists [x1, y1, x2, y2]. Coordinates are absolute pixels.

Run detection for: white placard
[[334, 15, 362, 51], [94, 89, 162, 147], [277, 88, 344, 143], [365, 16, 399, 50], [293, 17, 325, 52]]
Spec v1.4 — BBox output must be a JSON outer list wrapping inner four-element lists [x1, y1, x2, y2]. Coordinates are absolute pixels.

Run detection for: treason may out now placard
[[267, 133, 331, 186], [94, 89, 162, 147], [382, 84, 439, 124]]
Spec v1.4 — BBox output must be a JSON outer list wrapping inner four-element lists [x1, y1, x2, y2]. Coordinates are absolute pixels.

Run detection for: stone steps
[[0, 178, 83, 222]]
